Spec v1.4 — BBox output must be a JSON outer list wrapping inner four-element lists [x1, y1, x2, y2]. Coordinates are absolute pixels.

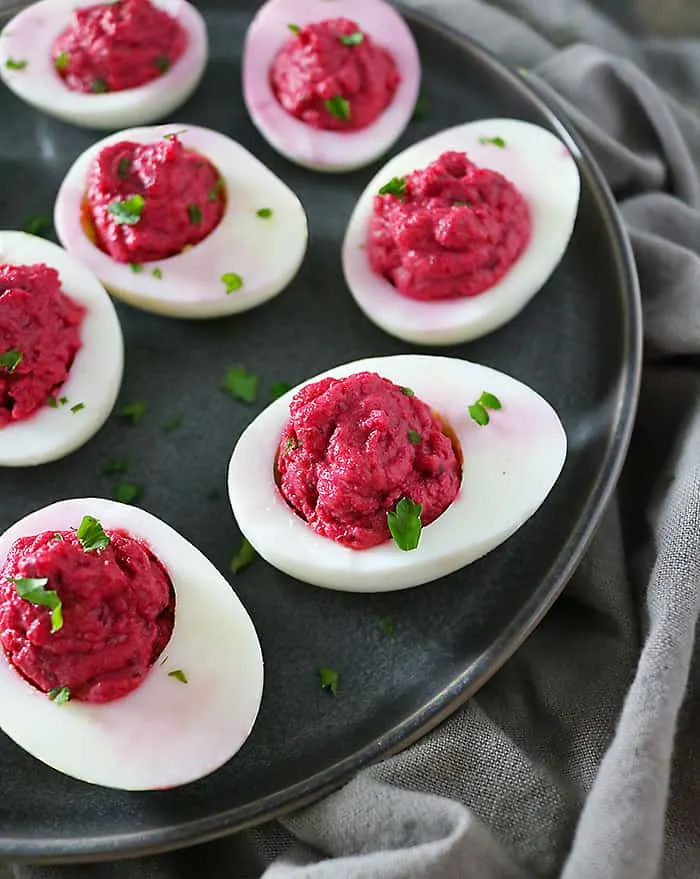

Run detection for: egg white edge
[[54, 123, 309, 319], [242, 0, 421, 172], [0, 497, 264, 790], [0, 232, 124, 468], [228, 354, 568, 593], [0, 0, 207, 130], [341, 118, 581, 345]]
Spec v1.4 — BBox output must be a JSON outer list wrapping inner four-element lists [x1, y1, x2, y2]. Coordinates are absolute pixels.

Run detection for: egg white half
[[0, 232, 123, 468], [0, 0, 207, 130], [228, 354, 567, 593], [54, 124, 309, 319], [342, 119, 581, 345], [242, 0, 421, 172], [0, 498, 264, 790]]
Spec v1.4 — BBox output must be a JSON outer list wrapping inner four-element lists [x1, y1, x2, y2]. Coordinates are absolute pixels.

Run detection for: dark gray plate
[[0, 0, 640, 864]]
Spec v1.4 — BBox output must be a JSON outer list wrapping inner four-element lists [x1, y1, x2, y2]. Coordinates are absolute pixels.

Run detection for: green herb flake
[[407, 428, 421, 445], [91, 77, 108, 93], [155, 56, 170, 74], [48, 686, 71, 704], [339, 31, 364, 45], [221, 272, 243, 294], [319, 667, 339, 696], [387, 497, 422, 552], [284, 436, 298, 454], [256, 207, 273, 219], [379, 616, 395, 636], [114, 482, 141, 504], [270, 380, 292, 401], [468, 391, 502, 426], [168, 669, 188, 683], [76, 515, 110, 552], [0, 349, 22, 373], [53, 532, 64, 541], [59, 396, 68, 406], [46, 396, 58, 408], [22, 214, 51, 237], [117, 156, 130, 179], [102, 458, 128, 475], [378, 176, 407, 197], [129, 262, 143, 273], [54, 51, 69, 71], [479, 136, 506, 148], [5, 58, 27, 70], [479, 391, 502, 410], [188, 203, 202, 224], [221, 366, 258, 403], [163, 129, 188, 139], [70, 402, 85, 414], [107, 194, 145, 225], [10, 577, 63, 633], [400, 386, 414, 396], [119, 400, 146, 424], [152, 267, 163, 279], [287, 23, 301, 34], [163, 415, 181, 433], [324, 95, 350, 121], [208, 178, 224, 202], [230, 537, 256, 574], [412, 93, 428, 121]]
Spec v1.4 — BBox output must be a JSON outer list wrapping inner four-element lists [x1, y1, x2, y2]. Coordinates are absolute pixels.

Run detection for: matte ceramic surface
[[0, 0, 641, 863]]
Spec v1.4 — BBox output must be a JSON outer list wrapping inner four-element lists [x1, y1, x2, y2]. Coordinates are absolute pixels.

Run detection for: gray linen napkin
[[5, 1, 700, 878]]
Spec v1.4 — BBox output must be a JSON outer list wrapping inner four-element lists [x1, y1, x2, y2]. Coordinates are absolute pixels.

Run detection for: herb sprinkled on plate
[[339, 31, 364, 45], [0, 349, 22, 373], [119, 400, 146, 424], [221, 272, 243, 294], [468, 391, 502, 426], [9, 577, 63, 633], [479, 136, 506, 148], [319, 667, 339, 695], [379, 176, 407, 197], [76, 515, 110, 552], [221, 366, 258, 403], [108, 194, 145, 225], [387, 497, 422, 551], [168, 669, 188, 683], [230, 538, 256, 574], [48, 686, 71, 704], [324, 95, 350, 121]]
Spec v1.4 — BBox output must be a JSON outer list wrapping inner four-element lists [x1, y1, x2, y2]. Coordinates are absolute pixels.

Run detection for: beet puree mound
[[0, 529, 174, 703], [0, 264, 84, 428], [276, 372, 461, 550], [87, 135, 224, 263], [367, 151, 531, 301], [52, 0, 187, 94], [270, 17, 399, 132]]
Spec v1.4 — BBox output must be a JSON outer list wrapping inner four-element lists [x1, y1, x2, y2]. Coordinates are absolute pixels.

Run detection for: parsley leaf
[[163, 415, 181, 433], [119, 400, 146, 423], [208, 178, 224, 201], [400, 386, 414, 397], [412, 93, 429, 121], [114, 482, 141, 504], [221, 272, 243, 294], [168, 669, 188, 683], [339, 31, 364, 45], [379, 616, 395, 636], [102, 458, 128, 475], [480, 391, 502, 410], [479, 136, 506, 148], [5, 58, 27, 70], [54, 51, 69, 71], [378, 176, 407, 197], [70, 402, 85, 414], [59, 396, 68, 405], [288, 23, 301, 34], [188, 204, 202, 224], [221, 366, 258, 403], [129, 262, 143, 273], [387, 497, 422, 551], [152, 267, 163, 279], [10, 577, 63, 633], [468, 391, 502, 426], [76, 515, 110, 552], [230, 537, 256, 574], [256, 207, 273, 219], [48, 686, 71, 704], [117, 156, 130, 178], [108, 194, 145, 225], [163, 129, 188, 139], [155, 56, 170, 73], [407, 429, 421, 445], [319, 667, 339, 695], [270, 380, 292, 401], [22, 214, 51, 237], [91, 77, 108, 93], [324, 95, 350, 120], [0, 349, 22, 373]]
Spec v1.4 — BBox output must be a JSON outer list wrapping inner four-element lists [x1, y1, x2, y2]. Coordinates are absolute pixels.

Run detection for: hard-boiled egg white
[[0, 232, 123, 468], [342, 119, 581, 345], [54, 124, 309, 319], [228, 354, 567, 593], [242, 0, 421, 172], [0, 498, 264, 790], [0, 0, 207, 130]]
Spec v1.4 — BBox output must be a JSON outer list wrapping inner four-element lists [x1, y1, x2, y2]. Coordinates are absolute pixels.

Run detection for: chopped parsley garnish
[[91, 77, 108, 93], [168, 669, 188, 683], [400, 386, 414, 396], [468, 391, 502, 426], [324, 95, 350, 120], [270, 381, 292, 401], [117, 156, 130, 179], [412, 93, 429, 121], [76, 515, 110, 552], [230, 537, 256, 574], [284, 436, 298, 454], [208, 178, 224, 201], [479, 136, 506, 148], [0, 349, 22, 373], [119, 400, 146, 423], [46, 396, 58, 408], [188, 204, 202, 224], [163, 129, 188, 139], [163, 415, 181, 433], [70, 402, 85, 414], [59, 396, 68, 405], [387, 497, 422, 551], [319, 667, 339, 696], [48, 686, 71, 704], [102, 458, 128, 475], [107, 194, 145, 225], [338, 31, 364, 45], [22, 214, 51, 237], [407, 429, 421, 445], [155, 56, 170, 73], [287, 23, 301, 34], [256, 207, 273, 219], [152, 267, 163, 279], [53, 532, 64, 541], [114, 482, 141, 504], [5, 58, 27, 70], [221, 366, 258, 403], [129, 262, 143, 273], [379, 616, 395, 636], [221, 272, 243, 294], [10, 577, 63, 633], [54, 51, 69, 71], [378, 176, 407, 197]]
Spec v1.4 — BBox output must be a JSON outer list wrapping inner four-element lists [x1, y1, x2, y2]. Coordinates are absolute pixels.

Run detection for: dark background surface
[[0, 0, 639, 862]]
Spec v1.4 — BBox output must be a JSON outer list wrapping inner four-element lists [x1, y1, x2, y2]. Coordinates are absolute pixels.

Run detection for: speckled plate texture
[[0, 0, 641, 864]]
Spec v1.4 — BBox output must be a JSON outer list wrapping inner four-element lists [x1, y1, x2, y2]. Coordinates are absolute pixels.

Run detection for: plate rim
[[0, 3, 642, 864]]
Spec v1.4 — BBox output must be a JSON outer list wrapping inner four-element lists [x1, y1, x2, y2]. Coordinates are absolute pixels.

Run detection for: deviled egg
[[0, 0, 207, 130], [242, 0, 421, 172], [342, 119, 581, 345], [0, 498, 264, 790], [54, 124, 309, 319], [0, 231, 123, 468], [228, 354, 567, 593]]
